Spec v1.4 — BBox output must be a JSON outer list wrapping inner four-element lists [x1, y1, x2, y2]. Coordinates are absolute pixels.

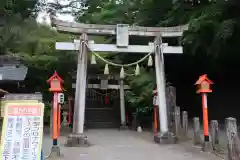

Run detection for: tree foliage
[[2, 0, 240, 113], [42, 0, 240, 112], [0, 0, 42, 18]]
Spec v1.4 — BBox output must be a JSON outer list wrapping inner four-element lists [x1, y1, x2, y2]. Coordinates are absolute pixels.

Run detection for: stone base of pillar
[[202, 141, 213, 152], [119, 125, 129, 130], [48, 146, 62, 158], [65, 133, 91, 147], [154, 132, 177, 144]]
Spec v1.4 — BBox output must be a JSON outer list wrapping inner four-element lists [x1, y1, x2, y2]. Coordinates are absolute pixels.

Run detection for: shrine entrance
[[85, 88, 120, 128], [53, 16, 187, 146], [71, 74, 129, 128]]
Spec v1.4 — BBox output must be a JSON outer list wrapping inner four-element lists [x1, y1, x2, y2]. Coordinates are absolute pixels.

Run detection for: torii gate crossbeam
[[51, 18, 188, 37]]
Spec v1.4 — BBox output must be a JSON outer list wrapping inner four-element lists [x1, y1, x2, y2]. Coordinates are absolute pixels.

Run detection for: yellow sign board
[[0, 102, 44, 160]]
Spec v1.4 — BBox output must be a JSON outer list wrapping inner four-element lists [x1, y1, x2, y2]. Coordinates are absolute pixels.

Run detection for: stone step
[[85, 108, 119, 121], [85, 107, 120, 128], [85, 121, 119, 128]]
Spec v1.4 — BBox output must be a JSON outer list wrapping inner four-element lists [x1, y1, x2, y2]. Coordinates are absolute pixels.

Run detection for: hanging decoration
[[104, 64, 109, 74], [91, 54, 96, 64], [88, 44, 153, 78], [147, 55, 153, 66], [120, 67, 125, 79], [135, 64, 140, 76]]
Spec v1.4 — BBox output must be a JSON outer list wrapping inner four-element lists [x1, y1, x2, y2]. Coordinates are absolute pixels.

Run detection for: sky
[[36, 0, 75, 24]]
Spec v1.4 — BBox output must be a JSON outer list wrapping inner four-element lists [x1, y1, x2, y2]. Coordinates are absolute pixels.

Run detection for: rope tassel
[[135, 64, 140, 76], [91, 54, 96, 64], [120, 67, 125, 79], [104, 64, 109, 74], [147, 55, 153, 66]]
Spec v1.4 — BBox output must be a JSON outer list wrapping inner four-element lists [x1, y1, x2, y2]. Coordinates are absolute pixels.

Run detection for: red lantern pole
[[195, 74, 213, 152], [52, 92, 59, 145], [47, 71, 64, 148], [57, 103, 61, 138], [202, 93, 209, 141]]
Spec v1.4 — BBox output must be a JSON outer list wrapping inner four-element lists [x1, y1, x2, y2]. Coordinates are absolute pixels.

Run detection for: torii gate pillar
[[65, 34, 90, 147], [154, 36, 177, 144]]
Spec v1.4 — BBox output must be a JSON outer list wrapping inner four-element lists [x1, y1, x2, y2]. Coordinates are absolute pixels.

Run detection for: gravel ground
[[42, 129, 222, 160]]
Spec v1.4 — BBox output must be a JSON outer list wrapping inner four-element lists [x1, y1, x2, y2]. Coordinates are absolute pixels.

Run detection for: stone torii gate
[[51, 17, 188, 146]]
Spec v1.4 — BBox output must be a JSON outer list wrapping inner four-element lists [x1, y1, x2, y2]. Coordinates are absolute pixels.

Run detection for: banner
[[0, 100, 39, 118]]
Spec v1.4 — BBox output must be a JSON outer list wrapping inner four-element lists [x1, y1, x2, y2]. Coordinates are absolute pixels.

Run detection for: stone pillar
[[226, 117, 240, 160], [182, 111, 188, 138], [210, 120, 220, 151], [174, 106, 181, 138], [166, 86, 176, 131], [193, 117, 202, 145], [131, 113, 137, 130], [65, 33, 89, 147]]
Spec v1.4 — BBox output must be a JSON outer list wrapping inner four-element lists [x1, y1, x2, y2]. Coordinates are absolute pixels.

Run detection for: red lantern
[[47, 71, 63, 92], [195, 74, 213, 94]]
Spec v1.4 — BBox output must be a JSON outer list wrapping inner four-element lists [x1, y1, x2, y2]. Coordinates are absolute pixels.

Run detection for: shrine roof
[[0, 65, 28, 81]]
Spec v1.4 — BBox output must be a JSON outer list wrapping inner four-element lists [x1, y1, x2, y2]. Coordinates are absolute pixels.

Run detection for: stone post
[[174, 106, 181, 138], [210, 120, 220, 151], [182, 111, 188, 138], [131, 112, 137, 130], [225, 117, 240, 160], [193, 117, 202, 145], [166, 86, 176, 131]]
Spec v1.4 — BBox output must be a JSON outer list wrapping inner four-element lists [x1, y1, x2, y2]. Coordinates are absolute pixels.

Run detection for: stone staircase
[[85, 107, 120, 129]]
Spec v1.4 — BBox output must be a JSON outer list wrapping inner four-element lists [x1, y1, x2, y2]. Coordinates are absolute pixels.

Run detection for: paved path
[[42, 129, 221, 160]]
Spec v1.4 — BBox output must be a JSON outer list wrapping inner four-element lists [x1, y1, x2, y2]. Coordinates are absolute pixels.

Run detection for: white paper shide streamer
[[104, 64, 109, 74], [147, 55, 153, 66], [120, 67, 125, 79], [135, 64, 140, 76], [91, 54, 96, 64]]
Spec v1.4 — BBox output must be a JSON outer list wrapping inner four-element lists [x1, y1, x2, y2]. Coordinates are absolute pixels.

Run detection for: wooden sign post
[[47, 71, 63, 157], [0, 102, 44, 160], [195, 74, 213, 152]]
